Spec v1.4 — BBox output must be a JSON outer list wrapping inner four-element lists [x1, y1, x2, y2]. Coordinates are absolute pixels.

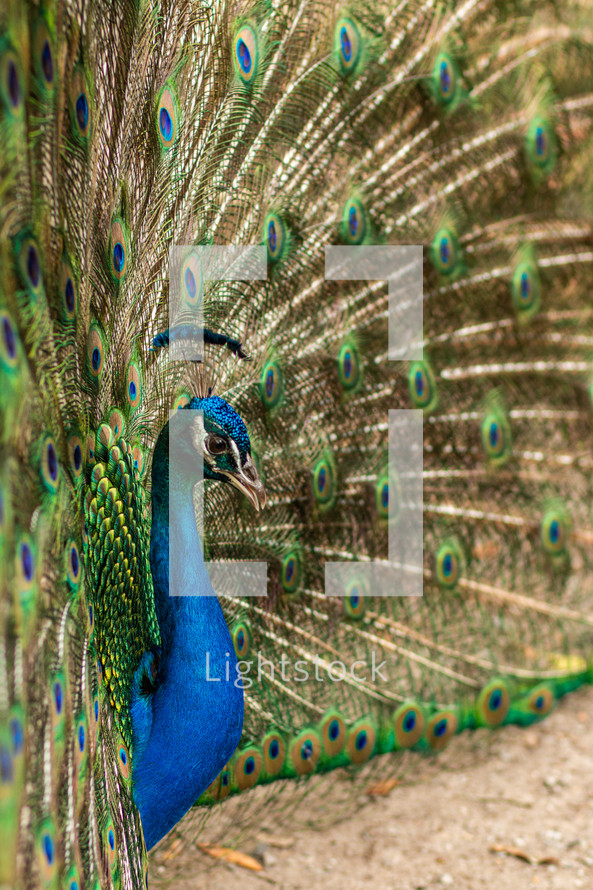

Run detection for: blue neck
[[131, 423, 244, 850]]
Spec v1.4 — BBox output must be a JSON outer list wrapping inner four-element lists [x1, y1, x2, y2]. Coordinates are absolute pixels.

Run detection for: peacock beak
[[224, 454, 266, 512]]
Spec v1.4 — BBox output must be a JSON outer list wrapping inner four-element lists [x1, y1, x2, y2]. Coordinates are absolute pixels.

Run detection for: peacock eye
[[206, 436, 228, 455]]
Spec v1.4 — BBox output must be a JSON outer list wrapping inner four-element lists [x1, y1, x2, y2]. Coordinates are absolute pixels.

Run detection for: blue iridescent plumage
[[131, 397, 264, 847]]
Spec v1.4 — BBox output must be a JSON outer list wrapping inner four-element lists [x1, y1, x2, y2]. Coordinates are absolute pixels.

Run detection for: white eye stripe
[[190, 414, 207, 452], [228, 439, 241, 466], [188, 413, 244, 468]]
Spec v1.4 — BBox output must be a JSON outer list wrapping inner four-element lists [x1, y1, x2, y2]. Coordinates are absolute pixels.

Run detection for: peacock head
[[177, 395, 266, 511]]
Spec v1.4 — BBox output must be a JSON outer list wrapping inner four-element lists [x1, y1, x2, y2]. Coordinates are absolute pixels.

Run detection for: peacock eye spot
[[403, 712, 416, 732], [443, 553, 453, 576], [0, 747, 13, 783], [78, 724, 85, 751], [535, 126, 546, 156], [337, 18, 360, 74], [3, 316, 16, 358], [317, 466, 326, 492], [266, 368, 274, 396], [301, 739, 313, 760], [43, 833, 54, 864], [21, 542, 34, 581], [53, 681, 63, 714], [268, 220, 277, 252], [7, 60, 20, 107], [46, 441, 58, 480], [76, 92, 89, 129], [237, 38, 251, 73], [65, 278, 75, 312], [10, 718, 23, 753], [70, 546, 79, 576], [244, 756, 255, 774], [415, 369, 424, 397], [355, 730, 367, 750], [348, 205, 358, 237], [340, 26, 352, 61], [113, 242, 125, 273], [41, 40, 53, 83], [329, 719, 340, 741], [269, 739, 279, 758], [159, 107, 172, 141], [434, 718, 448, 737], [439, 237, 450, 265], [206, 436, 228, 455], [489, 690, 502, 711], [439, 60, 451, 94], [27, 244, 40, 287], [184, 267, 196, 299]]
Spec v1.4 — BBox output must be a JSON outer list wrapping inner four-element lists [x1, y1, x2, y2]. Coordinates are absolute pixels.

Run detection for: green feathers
[[198, 673, 581, 802]]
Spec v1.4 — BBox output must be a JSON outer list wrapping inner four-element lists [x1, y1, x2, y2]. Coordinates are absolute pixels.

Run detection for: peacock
[[1, 0, 593, 885]]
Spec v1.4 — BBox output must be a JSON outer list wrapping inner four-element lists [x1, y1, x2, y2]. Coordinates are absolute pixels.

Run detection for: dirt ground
[[153, 685, 593, 890]]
